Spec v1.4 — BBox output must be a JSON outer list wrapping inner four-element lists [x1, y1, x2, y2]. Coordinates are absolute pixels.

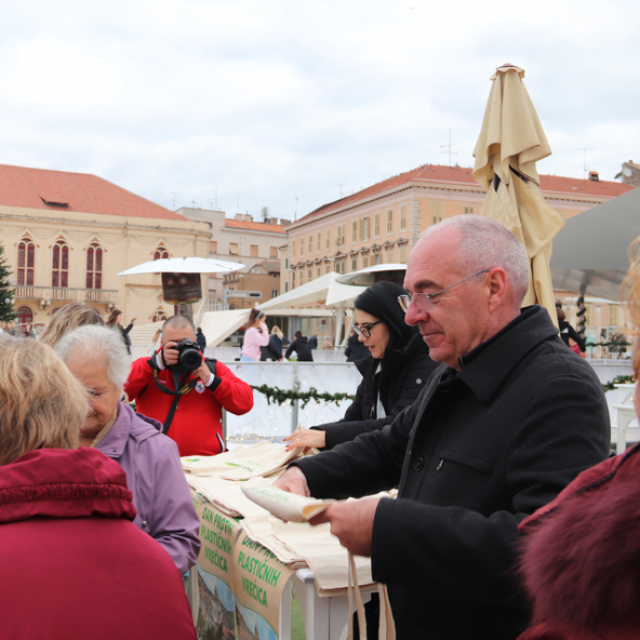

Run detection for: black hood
[[355, 280, 416, 352]]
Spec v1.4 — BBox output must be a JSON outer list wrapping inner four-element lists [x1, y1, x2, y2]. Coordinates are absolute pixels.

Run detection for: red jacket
[[124, 354, 254, 456], [0, 448, 196, 640], [517, 444, 640, 640]]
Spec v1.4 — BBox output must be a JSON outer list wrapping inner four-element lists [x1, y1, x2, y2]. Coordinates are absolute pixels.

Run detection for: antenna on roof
[[170, 192, 177, 209], [294, 195, 299, 221], [336, 184, 346, 197], [213, 182, 218, 210], [440, 129, 458, 167], [235, 192, 245, 212], [575, 147, 593, 180]]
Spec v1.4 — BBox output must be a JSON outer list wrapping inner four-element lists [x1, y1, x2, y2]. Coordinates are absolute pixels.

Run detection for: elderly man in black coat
[[274, 215, 610, 640]]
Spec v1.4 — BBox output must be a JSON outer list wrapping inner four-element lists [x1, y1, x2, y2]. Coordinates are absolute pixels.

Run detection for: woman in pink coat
[[240, 308, 269, 361]]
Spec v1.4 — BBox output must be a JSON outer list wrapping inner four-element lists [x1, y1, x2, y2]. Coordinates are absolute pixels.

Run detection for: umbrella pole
[[333, 303, 345, 351]]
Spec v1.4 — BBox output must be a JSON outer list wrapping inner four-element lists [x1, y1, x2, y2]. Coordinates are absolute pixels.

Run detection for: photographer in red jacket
[[125, 315, 253, 456]]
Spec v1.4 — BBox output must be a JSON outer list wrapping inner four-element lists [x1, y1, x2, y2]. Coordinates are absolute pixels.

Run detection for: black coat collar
[[453, 305, 560, 402]]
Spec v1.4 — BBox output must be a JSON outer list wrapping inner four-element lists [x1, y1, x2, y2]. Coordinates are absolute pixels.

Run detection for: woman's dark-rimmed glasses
[[354, 320, 383, 338]]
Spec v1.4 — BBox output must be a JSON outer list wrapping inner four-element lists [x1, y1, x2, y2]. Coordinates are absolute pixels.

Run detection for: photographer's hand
[[194, 361, 214, 385], [161, 341, 179, 367]]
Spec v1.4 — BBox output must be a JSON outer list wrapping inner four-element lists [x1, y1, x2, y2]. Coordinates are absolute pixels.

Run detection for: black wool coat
[[312, 332, 438, 450], [293, 306, 611, 640], [344, 333, 370, 362], [285, 337, 313, 361]]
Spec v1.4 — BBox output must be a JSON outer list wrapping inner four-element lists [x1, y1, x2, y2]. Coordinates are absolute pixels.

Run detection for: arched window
[[154, 246, 169, 260], [16, 306, 33, 326], [52, 240, 69, 288], [86, 242, 103, 289], [17, 238, 35, 286], [152, 309, 167, 323]]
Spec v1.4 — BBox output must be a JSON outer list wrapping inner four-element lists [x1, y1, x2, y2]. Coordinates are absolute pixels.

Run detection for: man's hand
[[194, 360, 213, 385], [272, 467, 310, 496], [161, 341, 179, 366], [309, 496, 382, 557]]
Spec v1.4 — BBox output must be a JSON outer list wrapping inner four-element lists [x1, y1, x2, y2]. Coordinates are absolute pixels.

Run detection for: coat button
[[413, 457, 425, 471], [416, 378, 422, 384]]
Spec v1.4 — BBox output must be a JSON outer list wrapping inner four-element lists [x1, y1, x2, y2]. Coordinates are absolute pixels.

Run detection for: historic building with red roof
[[283, 164, 633, 290], [0, 164, 210, 329]]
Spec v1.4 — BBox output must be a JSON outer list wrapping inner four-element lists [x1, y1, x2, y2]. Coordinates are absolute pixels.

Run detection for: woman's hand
[[284, 429, 326, 452], [258, 321, 268, 332]]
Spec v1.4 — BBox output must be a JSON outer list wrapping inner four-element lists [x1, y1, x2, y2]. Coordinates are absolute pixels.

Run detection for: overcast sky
[[1, 0, 639, 221]]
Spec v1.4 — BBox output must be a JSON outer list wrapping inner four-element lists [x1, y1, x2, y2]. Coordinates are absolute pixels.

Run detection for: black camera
[[170, 338, 203, 373]]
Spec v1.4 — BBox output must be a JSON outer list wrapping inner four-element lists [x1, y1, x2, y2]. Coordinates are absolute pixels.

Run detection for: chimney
[[588, 171, 600, 182], [268, 217, 278, 225], [243, 214, 253, 222], [234, 213, 243, 221]]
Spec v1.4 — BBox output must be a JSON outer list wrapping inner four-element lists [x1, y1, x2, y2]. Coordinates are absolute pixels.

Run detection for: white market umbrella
[[258, 272, 366, 349], [336, 263, 407, 287], [117, 256, 244, 276], [258, 272, 366, 311]]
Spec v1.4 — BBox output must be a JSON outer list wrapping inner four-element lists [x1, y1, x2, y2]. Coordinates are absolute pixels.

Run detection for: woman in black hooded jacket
[[284, 280, 438, 451]]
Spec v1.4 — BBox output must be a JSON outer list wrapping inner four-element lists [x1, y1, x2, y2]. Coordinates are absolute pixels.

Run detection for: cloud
[[0, 0, 639, 216]]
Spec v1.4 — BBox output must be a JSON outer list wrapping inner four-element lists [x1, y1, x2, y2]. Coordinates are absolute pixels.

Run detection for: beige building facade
[[284, 164, 633, 291], [0, 164, 210, 329], [223, 260, 281, 309], [177, 207, 288, 307]]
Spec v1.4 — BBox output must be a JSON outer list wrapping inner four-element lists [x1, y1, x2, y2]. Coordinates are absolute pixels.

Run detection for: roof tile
[[295, 164, 634, 224], [0, 163, 188, 221], [224, 218, 286, 234]]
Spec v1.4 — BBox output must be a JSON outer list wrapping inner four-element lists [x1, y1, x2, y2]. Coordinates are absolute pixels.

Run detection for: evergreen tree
[[0, 240, 16, 322]]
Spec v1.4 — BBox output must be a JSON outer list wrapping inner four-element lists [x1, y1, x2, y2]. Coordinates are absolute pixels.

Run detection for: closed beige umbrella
[[473, 64, 564, 326]]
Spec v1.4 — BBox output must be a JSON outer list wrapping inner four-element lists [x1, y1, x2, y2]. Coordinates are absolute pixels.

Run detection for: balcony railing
[[15, 286, 119, 304]]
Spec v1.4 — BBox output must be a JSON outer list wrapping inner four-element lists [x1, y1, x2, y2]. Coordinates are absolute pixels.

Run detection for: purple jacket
[[96, 401, 201, 574]]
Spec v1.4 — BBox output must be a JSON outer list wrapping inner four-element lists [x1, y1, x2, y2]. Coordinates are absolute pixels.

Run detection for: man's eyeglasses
[[354, 320, 383, 338], [398, 270, 490, 313]]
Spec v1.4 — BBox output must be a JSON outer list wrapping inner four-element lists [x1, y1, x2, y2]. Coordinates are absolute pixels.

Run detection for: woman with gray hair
[[0, 336, 197, 639], [56, 325, 201, 575]]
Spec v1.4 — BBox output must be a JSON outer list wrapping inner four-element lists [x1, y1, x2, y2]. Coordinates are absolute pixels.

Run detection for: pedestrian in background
[[107, 309, 135, 355], [240, 308, 269, 362], [196, 326, 207, 351], [285, 331, 313, 361], [344, 328, 369, 362]]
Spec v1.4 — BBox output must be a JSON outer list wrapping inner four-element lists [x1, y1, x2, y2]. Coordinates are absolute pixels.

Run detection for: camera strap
[[150, 363, 199, 435]]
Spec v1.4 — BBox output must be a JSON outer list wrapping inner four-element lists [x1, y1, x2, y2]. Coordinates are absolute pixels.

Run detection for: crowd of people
[[1, 213, 639, 639]]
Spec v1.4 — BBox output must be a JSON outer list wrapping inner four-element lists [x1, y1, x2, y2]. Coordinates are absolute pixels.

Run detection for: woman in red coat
[[517, 245, 640, 640], [0, 336, 197, 640]]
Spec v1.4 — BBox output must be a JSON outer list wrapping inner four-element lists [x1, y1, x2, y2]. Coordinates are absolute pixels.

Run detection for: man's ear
[[487, 268, 507, 312]]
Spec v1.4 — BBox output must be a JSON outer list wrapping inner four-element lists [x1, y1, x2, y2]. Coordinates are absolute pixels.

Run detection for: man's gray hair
[[421, 216, 530, 303], [56, 325, 132, 389], [162, 314, 195, 338]]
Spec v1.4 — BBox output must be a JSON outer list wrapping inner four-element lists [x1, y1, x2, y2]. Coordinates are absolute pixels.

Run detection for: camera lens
[[180, 348, 202, 371]]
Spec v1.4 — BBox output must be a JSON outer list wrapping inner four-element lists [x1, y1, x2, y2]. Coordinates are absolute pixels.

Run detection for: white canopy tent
[[117, 256, 244, 276], [199, 308, 251, 348], [336, 263, 407, 287], [258, 272, 366, 348]]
